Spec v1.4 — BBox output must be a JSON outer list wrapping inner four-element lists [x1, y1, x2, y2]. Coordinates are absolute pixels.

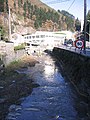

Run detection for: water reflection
[[44, 64, 54, 75]]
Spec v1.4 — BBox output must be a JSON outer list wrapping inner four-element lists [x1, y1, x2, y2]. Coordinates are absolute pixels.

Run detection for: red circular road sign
[[75, 40, 84, 48]]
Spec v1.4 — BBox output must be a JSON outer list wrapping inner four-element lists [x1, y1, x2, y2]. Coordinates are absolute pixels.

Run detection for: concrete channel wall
[[52, 47, 90, 115]]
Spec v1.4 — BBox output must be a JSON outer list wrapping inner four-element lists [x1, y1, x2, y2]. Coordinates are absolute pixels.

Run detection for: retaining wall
[[52, 47, 90, 116], [53, 47, 90, 96]]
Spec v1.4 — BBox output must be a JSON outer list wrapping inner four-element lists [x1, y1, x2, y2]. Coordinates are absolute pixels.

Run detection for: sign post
[[75, 40, 84, 49]]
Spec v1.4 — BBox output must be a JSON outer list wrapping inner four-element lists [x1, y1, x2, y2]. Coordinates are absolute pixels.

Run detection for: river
[[6, 53, 83, 120]]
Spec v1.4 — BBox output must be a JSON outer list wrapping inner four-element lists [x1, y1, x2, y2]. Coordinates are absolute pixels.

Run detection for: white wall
[[11, 33, 24, 46]]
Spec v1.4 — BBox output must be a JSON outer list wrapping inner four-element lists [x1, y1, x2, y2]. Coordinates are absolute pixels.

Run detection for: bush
[[14, 43, 25, 50]]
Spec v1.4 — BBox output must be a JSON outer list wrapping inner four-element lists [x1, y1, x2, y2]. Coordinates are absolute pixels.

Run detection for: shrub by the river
[[14, 43, 25, 51]]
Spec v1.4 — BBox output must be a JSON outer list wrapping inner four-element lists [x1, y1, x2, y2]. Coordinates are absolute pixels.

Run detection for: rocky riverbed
[[0, 55, 39, 120]]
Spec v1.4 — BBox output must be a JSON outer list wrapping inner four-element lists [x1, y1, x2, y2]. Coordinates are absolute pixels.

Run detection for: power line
[[46, 0, 71, 5], [67, 0, 75, 11]]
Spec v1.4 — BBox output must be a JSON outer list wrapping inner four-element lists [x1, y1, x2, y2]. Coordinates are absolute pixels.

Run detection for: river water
[[6, 53, 80, 120]]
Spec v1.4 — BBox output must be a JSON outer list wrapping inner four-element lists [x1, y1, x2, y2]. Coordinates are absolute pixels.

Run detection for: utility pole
[[87, 20, 90, 42], [89, 23, 90, 42], [83, 0, 87, 53]]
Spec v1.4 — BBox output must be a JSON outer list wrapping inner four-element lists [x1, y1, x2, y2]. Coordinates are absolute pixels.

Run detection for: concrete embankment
[[52, 47, 90, 117]]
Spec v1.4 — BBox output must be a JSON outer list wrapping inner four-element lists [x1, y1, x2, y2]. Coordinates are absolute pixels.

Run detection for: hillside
[[0, 0, 75, 40]]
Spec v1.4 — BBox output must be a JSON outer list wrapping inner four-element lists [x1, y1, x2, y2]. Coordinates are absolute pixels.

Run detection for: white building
[[24, 31, 75, 54], [57, 31, 74, 40], [24, 31, 66, 47]]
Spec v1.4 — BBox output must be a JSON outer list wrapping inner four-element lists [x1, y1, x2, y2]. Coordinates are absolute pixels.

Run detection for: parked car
[[64, 39, 73, 47], [67, 44, 72, 47]]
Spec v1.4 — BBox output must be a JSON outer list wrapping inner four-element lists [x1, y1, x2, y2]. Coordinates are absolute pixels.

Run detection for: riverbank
[[52, 47, 90, 119], [0, 55, 39, 119]]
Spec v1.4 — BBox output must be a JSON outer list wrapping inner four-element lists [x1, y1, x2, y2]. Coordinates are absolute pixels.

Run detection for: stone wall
[[0, 41, 26, 66], [0, 41, 14, 55]]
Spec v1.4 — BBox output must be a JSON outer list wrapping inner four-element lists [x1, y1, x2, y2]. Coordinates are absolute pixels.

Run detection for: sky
[[41, 0, 90, 21]]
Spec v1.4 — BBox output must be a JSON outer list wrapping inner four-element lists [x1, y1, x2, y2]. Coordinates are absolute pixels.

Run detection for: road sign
[[75, 40, 84, 48]]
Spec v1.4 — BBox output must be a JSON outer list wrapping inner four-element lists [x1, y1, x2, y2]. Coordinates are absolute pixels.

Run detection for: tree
[[28, 2, 31, 17], [0, 25, 6, 40], [87, 10, 90, 20], [60, 10, 75, 31], [18, 0, 22, 7], [58, 10, 60, 13], [5, 0, 9, 13], [14, 1, 16, 9], [86, 10, 90, 41], [23, 2, 27, 17], [0, 0, 4, 12], [75, 18, 81, 31]]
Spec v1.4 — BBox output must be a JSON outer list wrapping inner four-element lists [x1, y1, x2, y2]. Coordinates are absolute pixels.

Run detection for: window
[[36, 35, 39, 38], [32, 36, 35, 38], [29, 36, 31, 39]]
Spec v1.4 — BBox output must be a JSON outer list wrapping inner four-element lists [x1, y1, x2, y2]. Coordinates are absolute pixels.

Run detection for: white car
[[67, 44, 72, 47]]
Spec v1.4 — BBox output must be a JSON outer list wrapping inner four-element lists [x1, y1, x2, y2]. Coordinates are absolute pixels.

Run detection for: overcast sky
[[41, 0, 90, 21]]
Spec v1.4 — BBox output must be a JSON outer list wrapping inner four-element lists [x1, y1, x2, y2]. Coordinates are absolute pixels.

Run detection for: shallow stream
[[6, 53, 85, 120]]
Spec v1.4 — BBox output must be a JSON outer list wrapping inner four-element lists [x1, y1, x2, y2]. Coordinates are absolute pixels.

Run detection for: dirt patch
[[20, 55, 39, 67]]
